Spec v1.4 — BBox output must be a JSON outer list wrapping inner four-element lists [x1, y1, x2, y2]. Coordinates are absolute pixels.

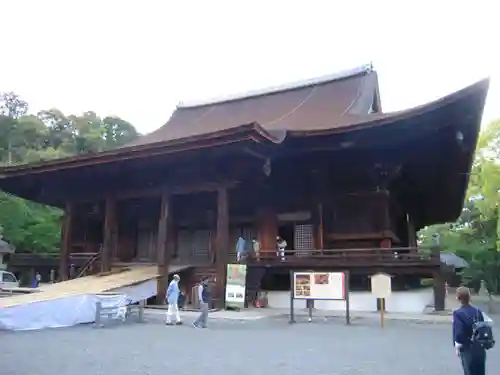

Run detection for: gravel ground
[[1, 315, 498, 375]]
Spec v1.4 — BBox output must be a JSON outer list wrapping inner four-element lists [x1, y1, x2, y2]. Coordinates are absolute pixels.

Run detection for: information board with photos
[[293, 271, 345, 300]]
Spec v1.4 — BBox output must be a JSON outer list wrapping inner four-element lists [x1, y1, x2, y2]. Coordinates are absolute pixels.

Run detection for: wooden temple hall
[[0, 65, 490, 309]]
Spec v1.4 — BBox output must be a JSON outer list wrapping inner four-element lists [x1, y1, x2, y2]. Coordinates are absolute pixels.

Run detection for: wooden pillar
[[215, 186, 229, 309], [407, 214, 417, 248], [311, 170, 325, 254], [207, 210, 217, 264], [256, 208, 278, 257], [101, 197, 117, 273], [433, 269, 446, 311], [59, 202, 73, 281], [111, 209, 121, 262], [380, 191, 392, 249], [166, 212, 176, 261], [314, 202, 324, 253], [156, 192, 170, 304]]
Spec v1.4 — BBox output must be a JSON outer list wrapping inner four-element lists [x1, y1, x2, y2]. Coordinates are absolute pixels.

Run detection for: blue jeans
[[460, 346, 486, 375]]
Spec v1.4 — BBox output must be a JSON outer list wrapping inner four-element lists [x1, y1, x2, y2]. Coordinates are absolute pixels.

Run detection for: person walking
[[32, 272, 42, 288], [165, 274, 182, 325], [452, 286, 494, 375], [193, 277, 211, 329]]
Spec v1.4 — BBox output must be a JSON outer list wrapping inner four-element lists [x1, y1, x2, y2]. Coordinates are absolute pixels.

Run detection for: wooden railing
[[69, 252, 100, 260], [71, 252, 101, 278], [249, 247, 440, 266], [10, 253, 78, 267]]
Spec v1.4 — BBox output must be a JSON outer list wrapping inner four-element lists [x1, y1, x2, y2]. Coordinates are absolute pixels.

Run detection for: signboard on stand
[[290, 271, 350, 325], [370, 272, 392, 328], [225, 264, 247, 309], [370, 272, 392, 299]]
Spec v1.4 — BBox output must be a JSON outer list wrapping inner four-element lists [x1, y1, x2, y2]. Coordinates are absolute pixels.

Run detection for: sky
[[0, 1, 498, 134]]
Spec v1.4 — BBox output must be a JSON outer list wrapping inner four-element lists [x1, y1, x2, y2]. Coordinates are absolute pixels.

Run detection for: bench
[[94, 299, 146, 328]]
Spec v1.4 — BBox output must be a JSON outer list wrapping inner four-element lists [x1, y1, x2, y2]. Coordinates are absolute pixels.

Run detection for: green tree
[[0, 91, 140, 254], [0, 92, 28, 164], [0, 192, 62, 253], [419, 118, 500, 294], [102, 116, 138, 148]]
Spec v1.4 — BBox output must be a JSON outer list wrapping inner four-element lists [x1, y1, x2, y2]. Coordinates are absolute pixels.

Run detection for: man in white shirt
[[166, 274, 182, 325]]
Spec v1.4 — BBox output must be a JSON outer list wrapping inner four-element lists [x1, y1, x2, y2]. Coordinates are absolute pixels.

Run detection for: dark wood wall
[[62, 147, 419, 265]]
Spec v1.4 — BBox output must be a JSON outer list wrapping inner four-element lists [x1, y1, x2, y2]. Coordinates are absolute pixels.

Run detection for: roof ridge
[[177, 63, 374, 109]]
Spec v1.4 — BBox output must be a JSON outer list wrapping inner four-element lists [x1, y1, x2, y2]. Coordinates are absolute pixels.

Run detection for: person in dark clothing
[[452, 286, 486, 375], [178, 288, 186, 310], [193, 277, 211, 329]]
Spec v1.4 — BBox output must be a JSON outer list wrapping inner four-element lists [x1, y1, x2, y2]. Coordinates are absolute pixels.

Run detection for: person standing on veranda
[[276, 236, 286, 261], [193, 277, 211, 329], [165, 274, 182, 325], [236, 236, 246, 262], [252, 238, 260, 261]]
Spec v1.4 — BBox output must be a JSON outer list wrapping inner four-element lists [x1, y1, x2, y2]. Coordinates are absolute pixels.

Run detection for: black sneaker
[[175, 321, 183, 325], [165, 322, 174, 326]]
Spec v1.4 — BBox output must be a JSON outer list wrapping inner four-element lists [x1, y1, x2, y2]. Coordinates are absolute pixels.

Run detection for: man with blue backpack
[[453, 286, 495, 375]]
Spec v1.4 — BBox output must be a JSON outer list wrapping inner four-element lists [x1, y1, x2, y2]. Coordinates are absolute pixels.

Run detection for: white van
[[0, 270, 20, 289]]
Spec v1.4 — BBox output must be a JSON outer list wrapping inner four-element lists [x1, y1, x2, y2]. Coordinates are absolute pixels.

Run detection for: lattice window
[[295, 224, 313, 256]]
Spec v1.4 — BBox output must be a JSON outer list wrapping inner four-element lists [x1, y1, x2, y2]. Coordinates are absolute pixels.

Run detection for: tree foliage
[[0, 91, 139, 253], [419, 119, 500, 294]]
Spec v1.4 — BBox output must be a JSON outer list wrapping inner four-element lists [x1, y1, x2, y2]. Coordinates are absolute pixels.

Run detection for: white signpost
[[370, 272, 392, 328]]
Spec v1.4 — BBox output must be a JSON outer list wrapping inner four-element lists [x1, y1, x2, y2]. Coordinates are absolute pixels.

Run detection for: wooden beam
[[0, 129, 255, 178], [59, 202, 73, 281], [316, 202, 324, 252], [101, 197, 117, 273], [215, 186, 229, 309], [71, 180, 238, 204], [156, 191, 170, 304], [116, 181, 227, 201]]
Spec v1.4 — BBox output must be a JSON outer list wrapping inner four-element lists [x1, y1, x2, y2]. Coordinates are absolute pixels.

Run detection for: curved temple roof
[[0, 65, 490, 230], [127, 64, 380, 147], [0, 65, 490, 182]]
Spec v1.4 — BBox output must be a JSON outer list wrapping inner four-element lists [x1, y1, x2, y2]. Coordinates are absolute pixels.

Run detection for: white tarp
[[0, 279, 157, 331], [111, 278, 157, 303]]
